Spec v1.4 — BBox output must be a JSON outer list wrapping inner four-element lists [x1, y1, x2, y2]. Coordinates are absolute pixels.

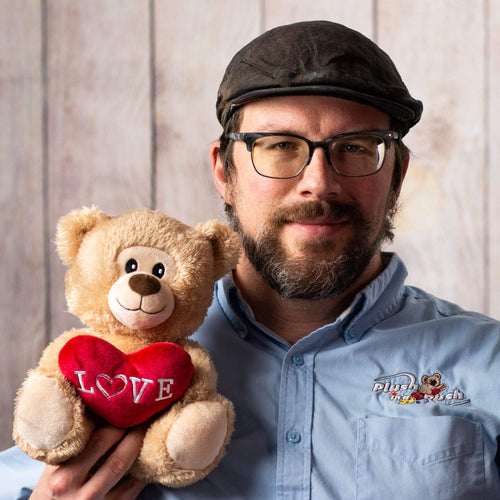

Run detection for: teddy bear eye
[[152, 263, 165, 279], [125, 258, 138, 273]]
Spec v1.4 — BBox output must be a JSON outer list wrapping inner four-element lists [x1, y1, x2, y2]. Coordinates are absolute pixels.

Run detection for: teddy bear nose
[[129, 274, 161, 296]]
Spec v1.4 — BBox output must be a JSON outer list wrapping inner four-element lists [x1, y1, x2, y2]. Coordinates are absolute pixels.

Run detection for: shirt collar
[[215, 252, 408, 344], [341, 252, 408, 343]]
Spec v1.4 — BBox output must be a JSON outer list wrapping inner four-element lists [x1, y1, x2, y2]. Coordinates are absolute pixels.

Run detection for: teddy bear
[[13, 206, 241, 487], [412, 373, 447, 400]]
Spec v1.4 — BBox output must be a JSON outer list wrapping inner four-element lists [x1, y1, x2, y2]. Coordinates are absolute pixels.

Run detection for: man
[[2, 20, 499, 500]]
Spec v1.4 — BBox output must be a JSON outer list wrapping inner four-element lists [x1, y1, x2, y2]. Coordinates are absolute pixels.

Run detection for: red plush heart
[[59, 335, 194, 428]]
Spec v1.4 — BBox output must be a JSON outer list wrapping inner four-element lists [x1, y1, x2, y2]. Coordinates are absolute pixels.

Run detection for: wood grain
[[378, 0, 486, 312], [263, 0, 374, 34], [488, 0, 500, 317], [0, 0, 45, 451], [154, 0, 261, 225], [45, 0, 153, 341]]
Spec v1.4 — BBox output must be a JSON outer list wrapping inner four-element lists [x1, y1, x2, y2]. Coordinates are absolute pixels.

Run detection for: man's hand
[[30, 426, 147, 500]]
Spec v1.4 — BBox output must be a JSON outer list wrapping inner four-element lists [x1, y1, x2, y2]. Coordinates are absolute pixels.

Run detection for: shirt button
[[286, 430, 301, 444], [291, 353, 304, 366]]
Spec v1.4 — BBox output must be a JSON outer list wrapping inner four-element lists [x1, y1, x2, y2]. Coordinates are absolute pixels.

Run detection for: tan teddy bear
[[13, 206, 241, 487]]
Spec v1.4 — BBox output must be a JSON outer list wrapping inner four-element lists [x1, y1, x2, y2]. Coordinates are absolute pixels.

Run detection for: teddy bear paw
[[14, 374, 74, 451], [166, 401, 229, 470]]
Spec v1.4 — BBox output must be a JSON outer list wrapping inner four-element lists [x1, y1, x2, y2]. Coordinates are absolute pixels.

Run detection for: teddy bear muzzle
[[108, 272, 175, 330]]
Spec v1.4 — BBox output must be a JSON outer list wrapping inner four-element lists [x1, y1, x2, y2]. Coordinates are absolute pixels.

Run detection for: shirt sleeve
[[0, 446, 44, 499]]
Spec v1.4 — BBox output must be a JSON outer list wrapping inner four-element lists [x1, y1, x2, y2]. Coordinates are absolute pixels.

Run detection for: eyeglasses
[[226, 130, 399, 179]]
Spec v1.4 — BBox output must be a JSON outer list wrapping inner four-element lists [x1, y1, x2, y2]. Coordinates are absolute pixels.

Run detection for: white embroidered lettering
[[95, 374, 128, 399], [129, 377, 154, 403], [74, 370, 95, 394], [156, 378, 174, 401]]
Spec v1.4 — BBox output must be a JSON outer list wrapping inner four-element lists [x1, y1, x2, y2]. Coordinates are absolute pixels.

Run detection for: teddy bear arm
[[179, 340, 219, 398], [33, 329, 90, 375]]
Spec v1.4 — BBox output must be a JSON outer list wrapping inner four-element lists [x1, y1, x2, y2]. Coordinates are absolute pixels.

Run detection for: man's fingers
[[106, 475, 148, 500], [83, 427, 146, 497], [30, 426, 146, 499], [65, 426, 127, 483]]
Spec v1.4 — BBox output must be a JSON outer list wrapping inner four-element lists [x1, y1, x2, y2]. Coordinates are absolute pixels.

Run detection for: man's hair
[[217, 107, 409, 193]]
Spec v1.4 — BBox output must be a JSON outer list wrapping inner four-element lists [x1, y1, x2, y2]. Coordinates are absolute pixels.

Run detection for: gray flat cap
[[216, 21, 423, 136]]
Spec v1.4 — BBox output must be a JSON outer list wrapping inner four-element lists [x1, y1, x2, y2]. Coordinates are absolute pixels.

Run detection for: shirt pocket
[[356, 416, 484, 500]]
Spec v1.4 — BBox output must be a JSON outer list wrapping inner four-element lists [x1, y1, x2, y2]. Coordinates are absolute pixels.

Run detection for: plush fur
[[13, 207, 241, 487]]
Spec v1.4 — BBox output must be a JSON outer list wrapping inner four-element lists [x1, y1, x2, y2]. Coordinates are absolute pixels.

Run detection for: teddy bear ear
[[55, 206, 110, 266], [195, 220, 241, 280]]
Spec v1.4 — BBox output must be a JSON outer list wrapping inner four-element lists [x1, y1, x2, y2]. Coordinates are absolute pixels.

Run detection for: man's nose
[[295, 146, 342, 198]]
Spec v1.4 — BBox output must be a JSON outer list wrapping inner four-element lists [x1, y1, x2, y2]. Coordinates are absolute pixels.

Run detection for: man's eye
[[267, 141, 294, 151], [343, 143, 363, 153], [336, 136, 380, 156]]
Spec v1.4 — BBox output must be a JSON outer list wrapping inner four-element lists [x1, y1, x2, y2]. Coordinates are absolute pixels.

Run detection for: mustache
[[268, 200, 369, 228]]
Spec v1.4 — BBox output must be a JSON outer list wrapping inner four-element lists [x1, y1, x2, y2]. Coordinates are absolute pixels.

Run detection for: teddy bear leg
[[14, 372, 93, 463], [166, 400, 230, 470], [133, 396, 234, 486]]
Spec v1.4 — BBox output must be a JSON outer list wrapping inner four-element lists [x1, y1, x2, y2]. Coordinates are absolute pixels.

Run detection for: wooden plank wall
[[0, 0, 498, 450]]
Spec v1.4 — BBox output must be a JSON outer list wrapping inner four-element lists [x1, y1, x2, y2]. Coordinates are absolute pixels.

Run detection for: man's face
[[213, 95, 406, 300]]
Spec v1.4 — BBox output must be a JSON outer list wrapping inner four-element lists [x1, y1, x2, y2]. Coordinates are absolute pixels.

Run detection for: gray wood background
[[1, 0, 499, 451]]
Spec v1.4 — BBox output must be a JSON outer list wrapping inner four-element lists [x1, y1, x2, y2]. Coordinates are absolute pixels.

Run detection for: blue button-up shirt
[[2, 253, 500, 499]]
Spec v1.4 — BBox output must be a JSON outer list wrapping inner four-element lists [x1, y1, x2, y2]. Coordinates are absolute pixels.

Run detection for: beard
[[226, 195, 398, 301]]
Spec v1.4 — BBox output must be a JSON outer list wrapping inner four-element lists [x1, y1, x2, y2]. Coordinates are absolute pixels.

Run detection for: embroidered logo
[[372, 372, 470, 406]]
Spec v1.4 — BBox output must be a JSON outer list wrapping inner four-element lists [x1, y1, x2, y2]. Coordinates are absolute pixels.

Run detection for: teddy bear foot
[[14, 373, 92, 463], [166, 400, 229, 470], [134, 398, 233, 486]]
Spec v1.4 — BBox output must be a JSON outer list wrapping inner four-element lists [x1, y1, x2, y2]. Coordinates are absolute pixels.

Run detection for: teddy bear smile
[[114, 296, 168, 316], [108, 288, 175, 330]]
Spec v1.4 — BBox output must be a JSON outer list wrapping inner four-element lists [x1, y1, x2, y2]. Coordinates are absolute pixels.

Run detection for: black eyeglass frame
[[226, 130, 399, 179]]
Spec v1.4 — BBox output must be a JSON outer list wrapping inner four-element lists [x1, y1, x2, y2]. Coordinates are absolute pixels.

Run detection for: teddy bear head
[[55, 206, 241, 342], [419, 373, 446, 395]]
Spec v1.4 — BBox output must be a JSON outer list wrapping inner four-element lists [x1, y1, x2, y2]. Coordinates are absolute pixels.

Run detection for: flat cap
[[216, 21, 422, 136]]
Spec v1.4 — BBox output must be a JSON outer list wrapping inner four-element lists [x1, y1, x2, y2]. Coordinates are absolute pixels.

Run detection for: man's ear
[[395, 149, 410, 197], [210, 140, 231, 204]]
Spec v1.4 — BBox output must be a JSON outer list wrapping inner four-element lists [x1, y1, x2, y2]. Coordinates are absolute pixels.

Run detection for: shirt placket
[[276, 347, 314, 499]]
